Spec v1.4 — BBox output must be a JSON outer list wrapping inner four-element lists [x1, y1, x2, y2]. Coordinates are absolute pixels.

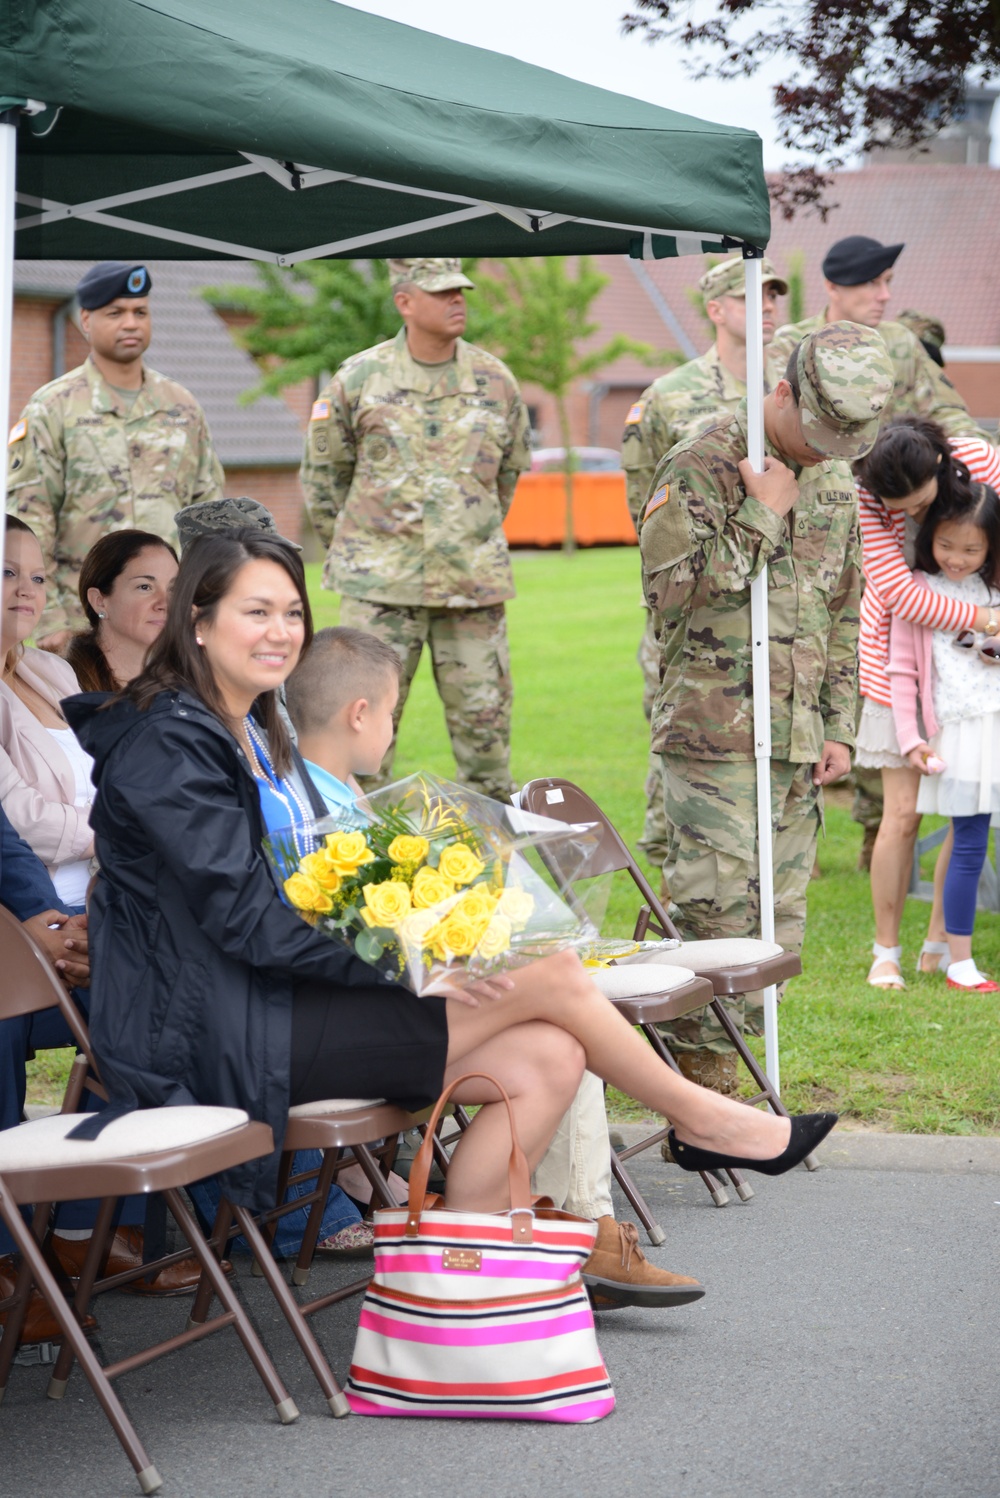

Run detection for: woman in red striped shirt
[[857, 419, 1000, 988]]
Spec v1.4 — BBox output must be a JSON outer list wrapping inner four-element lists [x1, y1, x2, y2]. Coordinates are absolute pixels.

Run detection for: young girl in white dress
[[888, 483, 1000, 992]]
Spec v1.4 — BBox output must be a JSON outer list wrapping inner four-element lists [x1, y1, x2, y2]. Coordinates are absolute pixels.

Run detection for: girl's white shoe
[[867, 942, 906, 989], [917, 940, 951, 974]]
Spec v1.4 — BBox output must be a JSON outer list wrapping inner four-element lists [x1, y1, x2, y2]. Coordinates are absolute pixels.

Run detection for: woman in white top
[[0, 516, 93, 908]]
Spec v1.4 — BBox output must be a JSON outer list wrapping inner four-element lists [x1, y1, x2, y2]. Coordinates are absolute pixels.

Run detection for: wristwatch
[[986, 609, 999, 637]]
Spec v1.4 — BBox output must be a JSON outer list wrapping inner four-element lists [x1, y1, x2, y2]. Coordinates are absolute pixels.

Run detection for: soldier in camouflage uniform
[[300, 258, 531, 801], [769, 236, 982, 443], [622, 255, 788, 870], [639, 322, 894, 1091], [6, 262, 224, 649]]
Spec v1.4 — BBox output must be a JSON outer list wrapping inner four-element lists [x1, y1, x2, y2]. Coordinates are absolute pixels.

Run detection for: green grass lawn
[[27, 547, 1000, 1131]]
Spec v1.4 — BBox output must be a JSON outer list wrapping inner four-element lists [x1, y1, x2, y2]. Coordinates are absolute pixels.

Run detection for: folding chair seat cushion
[[286, 1097, 384, 1118], [619, 938, 784, 971], [588, 964, 699, 1000], [0, 1107, 249, 1173]]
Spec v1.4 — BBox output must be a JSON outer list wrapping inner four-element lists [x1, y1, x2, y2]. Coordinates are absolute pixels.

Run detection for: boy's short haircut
[[285, 626, 401, 735]]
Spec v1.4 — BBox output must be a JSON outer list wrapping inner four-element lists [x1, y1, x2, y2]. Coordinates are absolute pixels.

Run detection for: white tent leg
[[743, 251, 780, 1097], [0, 112, 17, 583]]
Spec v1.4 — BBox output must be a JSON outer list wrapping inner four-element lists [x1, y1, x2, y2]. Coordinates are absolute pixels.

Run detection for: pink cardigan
[[887, 571, 940, 757], [0, 647, 93, 871]]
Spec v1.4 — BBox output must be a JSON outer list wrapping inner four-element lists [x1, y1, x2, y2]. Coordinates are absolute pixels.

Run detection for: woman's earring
[[97, 612, 107, 619], [196, 636, 204, 646]]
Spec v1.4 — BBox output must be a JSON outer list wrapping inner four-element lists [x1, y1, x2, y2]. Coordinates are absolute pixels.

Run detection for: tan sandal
[[867, 943, 906, 989]]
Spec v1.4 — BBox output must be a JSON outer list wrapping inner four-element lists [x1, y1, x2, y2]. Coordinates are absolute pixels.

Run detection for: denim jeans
[[187, 1150, 362, 1256]]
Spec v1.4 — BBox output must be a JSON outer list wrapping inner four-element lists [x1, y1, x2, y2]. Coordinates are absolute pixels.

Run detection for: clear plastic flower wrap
[[262, 773, 608, 994]]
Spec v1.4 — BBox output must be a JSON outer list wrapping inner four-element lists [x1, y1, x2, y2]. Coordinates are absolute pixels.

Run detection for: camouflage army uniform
[[769, 313, 981, 441], [623, 346, 779, 865], [639, 336, 881, 1053], [6, 357, 224, 637], [300, 326, 531, 800]]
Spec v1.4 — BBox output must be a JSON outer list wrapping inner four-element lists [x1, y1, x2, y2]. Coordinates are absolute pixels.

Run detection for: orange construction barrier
[[503, 472, 637, 548]]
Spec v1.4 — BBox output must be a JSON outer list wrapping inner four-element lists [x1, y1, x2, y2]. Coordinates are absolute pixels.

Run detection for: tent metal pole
[[0, 111, 18, 585], [743, 249, 780, 1097]]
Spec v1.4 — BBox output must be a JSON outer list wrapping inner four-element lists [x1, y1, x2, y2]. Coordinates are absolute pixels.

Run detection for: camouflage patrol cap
[[698, 255, 788, 300], [897, 308, 946, 351], [794, 320, 894, 460], [388, 258, 475, 293], [175, 497, 302, 552]]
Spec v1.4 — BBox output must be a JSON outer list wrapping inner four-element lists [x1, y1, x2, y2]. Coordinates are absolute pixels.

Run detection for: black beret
[[76, 262, 152, 311], [821, 236, 904, 286]]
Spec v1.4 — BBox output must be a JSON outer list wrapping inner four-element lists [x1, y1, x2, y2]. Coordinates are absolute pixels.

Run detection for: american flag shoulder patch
[[644, 483, 670, 518], [310, 399, 330, 421], [624, 401, 645, 425], [7, 419, 26, 445]]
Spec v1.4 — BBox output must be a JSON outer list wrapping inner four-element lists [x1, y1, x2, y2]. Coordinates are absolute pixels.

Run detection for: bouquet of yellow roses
[[262, 773, 602, 994]]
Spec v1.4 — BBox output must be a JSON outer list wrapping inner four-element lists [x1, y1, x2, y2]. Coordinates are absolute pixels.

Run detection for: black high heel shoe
[[666, 1113, 838, 1178]]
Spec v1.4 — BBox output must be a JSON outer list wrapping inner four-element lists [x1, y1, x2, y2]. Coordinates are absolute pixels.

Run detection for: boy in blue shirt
[[285, 626, 401, 815]]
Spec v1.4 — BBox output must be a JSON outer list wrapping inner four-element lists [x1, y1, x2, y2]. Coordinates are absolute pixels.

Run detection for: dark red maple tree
[[621, 1, 1000, 215]]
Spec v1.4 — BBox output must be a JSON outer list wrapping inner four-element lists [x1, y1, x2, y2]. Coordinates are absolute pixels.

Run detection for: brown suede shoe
[[581, 1218, 705, 1309], [0, 1254, 98, 1345], [52, 1228, 232, 1297]]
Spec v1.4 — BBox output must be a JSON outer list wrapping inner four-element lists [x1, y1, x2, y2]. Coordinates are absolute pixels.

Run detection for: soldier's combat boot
[[582, 1218, 705, 1309]]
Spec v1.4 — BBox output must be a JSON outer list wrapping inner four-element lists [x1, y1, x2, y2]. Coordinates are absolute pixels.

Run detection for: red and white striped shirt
[[859, 437, 1000, 705]]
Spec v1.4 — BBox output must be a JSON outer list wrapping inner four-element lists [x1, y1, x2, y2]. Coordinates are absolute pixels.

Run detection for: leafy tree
[[475, 256, 663, 553], [203, 260, 468, 400], [621, 2, 1000, 216]]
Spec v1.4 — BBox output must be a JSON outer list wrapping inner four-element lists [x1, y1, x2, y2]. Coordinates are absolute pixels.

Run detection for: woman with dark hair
[[65, 528, 834, 1220], [66, 529, 178, 693], [855, 419, 1000, 988]]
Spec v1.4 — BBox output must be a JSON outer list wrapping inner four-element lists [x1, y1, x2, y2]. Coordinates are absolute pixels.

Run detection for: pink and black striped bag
[[345, 1073, 615, 1423]]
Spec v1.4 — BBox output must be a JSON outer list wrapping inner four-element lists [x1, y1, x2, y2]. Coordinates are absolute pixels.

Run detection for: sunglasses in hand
[[954, 631, 1000, 664]]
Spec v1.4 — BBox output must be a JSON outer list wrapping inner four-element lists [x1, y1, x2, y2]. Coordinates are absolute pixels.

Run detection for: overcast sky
[[341, 0, 791, 168]]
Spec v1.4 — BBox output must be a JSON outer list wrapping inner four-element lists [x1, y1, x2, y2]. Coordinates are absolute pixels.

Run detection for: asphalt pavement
[[2, 1133, 998, 1498]]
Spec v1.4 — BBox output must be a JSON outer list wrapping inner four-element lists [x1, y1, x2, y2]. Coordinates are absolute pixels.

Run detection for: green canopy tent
[[0, 0, 781, 1086]]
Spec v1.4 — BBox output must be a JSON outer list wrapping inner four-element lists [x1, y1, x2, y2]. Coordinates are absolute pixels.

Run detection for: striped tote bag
[[345, 1072, 615, 1423]]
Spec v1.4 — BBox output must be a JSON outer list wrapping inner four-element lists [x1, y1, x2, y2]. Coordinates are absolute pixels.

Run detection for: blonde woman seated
[[65, 530, 836, 1230], [1, 516, 93, 908]]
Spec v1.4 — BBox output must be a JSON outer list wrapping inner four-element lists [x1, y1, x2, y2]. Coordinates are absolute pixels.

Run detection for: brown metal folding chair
[[0, 1107, 305, 1495], [517, 777, 813, 1211]]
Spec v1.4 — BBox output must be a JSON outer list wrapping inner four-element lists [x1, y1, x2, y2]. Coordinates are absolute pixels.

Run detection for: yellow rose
[[398, 909, 442, 951], [437, 842, 485, 887], [387, 834, 430, 866], [325, 830, 376, 875], [284, 872, 334, 915], [411, 865, 456, 910], [476, 914, 512, 960], [299, 851, 342, 894], [361, 880, 412, 929], [455, 887, 498, 928], [437, 910, 480, 958], [497, 886, 535, 927]]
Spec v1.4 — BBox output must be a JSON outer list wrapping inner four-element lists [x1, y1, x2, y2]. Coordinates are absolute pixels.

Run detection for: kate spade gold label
[[441, 1248, 482, 1272]]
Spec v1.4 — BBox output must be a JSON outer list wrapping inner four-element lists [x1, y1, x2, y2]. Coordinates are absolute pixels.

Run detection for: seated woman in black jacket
[[65, 530, 833, 1217]]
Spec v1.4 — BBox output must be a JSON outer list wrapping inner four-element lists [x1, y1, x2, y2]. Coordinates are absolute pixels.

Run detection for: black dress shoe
[[666, 1113, 838, 1177]]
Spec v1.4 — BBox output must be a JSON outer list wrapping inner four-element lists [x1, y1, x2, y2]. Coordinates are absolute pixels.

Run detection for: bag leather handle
[[404, 1071, 533, 1241]]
